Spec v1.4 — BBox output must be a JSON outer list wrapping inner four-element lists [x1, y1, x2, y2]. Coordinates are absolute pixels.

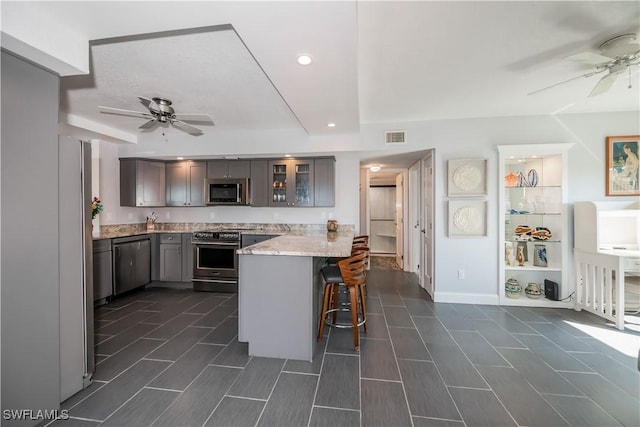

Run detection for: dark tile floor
[[48, 268, 640, 427]]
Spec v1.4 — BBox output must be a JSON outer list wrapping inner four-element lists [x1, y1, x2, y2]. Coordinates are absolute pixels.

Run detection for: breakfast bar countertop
[[236, 230, 354, 257]]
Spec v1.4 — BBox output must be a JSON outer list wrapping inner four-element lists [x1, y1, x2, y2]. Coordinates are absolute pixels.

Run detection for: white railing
[[574, 249, 625, 330]]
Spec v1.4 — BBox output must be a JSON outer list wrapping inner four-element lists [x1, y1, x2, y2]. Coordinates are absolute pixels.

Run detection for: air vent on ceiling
[[385, 130, 406, 144]]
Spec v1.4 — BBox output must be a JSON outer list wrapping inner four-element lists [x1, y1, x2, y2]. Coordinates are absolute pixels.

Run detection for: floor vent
[[385, 130, 406, 144]]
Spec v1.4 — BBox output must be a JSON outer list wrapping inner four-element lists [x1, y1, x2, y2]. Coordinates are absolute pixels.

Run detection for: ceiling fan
[[529, 33, 640, 97], [98, 96, 214, 136]]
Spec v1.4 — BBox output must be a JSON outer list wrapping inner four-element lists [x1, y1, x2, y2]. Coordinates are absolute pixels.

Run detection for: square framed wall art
[[447, 158, 487, 197], [448, 200, 488, 237]]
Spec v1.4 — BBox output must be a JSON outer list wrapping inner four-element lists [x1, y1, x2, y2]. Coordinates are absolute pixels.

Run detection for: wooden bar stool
[[317, 249, 368, 350]]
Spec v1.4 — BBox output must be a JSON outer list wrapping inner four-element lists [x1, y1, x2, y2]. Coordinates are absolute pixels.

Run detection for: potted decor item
[[516, 245, 525, 266], [505, 277, 522, 298], [525, 282, 543, 299], [327, 219, 338, 232], [533, 244, 548, 267]]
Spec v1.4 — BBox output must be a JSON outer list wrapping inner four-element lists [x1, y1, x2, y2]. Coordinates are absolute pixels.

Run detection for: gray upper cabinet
[[166, 160, 206, 206], [120, 159, 166, 207], [313, 158, 335, 207], [207, 160, 250, 179], [249, 160, 269, 207]]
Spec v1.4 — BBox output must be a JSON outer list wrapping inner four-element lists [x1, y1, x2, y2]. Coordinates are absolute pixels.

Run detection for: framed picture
[[448, 158, 487, 197], [606, 135, 640, 196], [448, 200, 487, 237]]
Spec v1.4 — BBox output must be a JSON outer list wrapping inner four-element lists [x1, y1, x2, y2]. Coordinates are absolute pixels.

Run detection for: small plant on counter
[[91, 196, 103, 219]]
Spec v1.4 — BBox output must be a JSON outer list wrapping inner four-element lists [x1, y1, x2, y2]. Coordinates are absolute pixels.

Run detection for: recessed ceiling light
[[297, 54, 312, 65], [284, 154, 292, 157], [177, 157, 184, 160], [370, 165, 381, 172], [327, 123, 336, 128]]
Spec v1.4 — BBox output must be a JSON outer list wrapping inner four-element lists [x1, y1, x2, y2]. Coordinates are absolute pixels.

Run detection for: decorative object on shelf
[[533, 244, 548, 267], [448, 200, 487, 237], [516, 172, 529, 187], [326, 231, 337, 242], [527, 169, 538, 187], [146, 212, 158, 231], [605, 135, 640, 196], [505, 277, 522, 298], [91, 196, 103, 219], [516, 241, 528, 262], [514, 225, 532, 238], [516, 245, 525, 266], [326, 219, 338, 232], [531, 227, 552, 240], [447, 158, 487, 196], [505, 171, 518, 187], [505, 242, 515, 266], [533, 197, 545, 213], [525, 282, 543, 299]]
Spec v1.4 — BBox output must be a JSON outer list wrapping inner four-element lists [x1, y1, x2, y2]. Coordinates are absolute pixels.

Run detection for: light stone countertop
[[236, 230, 354, 257]]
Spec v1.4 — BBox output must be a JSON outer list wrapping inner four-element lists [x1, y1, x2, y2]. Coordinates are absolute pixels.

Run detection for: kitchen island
[[237, 230, 354, 361]]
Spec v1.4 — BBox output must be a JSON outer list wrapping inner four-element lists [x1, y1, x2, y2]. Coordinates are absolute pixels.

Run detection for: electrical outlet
[[321, 211, 326, 220], [458, 269, 465, 280], [328, 212, 334, 219], [273, 212, 279, 220], [209, 211, 215, 219], [165, 212, 170, 219], [128, 212, 133, 220]]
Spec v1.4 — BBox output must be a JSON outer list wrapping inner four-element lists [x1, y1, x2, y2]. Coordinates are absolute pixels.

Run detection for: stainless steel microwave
[[205, 178, 249, 205]]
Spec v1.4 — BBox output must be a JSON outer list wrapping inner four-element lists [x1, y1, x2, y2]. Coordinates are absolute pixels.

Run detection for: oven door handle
[[192, 241, 240, 247]]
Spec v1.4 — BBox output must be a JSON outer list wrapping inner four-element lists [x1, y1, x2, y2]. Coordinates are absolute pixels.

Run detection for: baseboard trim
[[434, 292, 499, 305]]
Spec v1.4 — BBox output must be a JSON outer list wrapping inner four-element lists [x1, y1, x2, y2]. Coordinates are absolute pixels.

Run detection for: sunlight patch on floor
[[564, 319, 640, 357]]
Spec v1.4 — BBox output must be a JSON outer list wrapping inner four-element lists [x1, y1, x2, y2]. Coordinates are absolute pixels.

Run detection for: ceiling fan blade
[[138, 119, 160, 131], [173, 113, 215, 126], [565, 51, 614, 65], [138, 96, 154, 109], [527, 68, 609, 96], [588, 72, 619, 97], [171, 119, 203, 136], [98, 106, 154, 119]]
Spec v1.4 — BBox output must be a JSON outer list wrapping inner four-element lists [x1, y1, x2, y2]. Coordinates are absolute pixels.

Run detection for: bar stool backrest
[[337, 250, 367, 287]]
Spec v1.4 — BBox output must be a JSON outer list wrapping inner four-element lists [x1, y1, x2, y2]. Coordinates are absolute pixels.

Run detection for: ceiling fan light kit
[[98, 96, 214, 136], [529, 32, 640, 97]]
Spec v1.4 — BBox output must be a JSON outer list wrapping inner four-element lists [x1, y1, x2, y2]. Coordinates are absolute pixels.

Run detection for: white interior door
[[409, 163, 421, 275], [422, 154, 434, 297], [395, 173, 404, 269]]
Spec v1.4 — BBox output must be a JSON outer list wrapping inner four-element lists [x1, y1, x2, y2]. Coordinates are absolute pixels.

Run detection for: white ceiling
[[3, 1, 639, 168]]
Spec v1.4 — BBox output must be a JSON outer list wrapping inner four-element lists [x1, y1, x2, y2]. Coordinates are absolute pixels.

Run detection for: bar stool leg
[[349, 285, 360, 350], [359, 284, 368, 333], [317, 283, 333, 341]]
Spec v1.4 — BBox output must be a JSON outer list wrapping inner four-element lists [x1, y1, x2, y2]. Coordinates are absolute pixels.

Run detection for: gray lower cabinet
[[241, 234, 278, 248], [113, 235, 151, 295], [93, 239, 113, 302], [181, 233, 194, 282], [158, 233, 193, 282], [159, 234, 182, 281]]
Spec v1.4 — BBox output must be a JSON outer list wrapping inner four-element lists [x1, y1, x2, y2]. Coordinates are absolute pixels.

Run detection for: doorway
[[368, 171, 404, 270]]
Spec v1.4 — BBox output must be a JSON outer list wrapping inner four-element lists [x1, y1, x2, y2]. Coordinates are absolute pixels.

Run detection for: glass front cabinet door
[[268, 159, 314, 207]]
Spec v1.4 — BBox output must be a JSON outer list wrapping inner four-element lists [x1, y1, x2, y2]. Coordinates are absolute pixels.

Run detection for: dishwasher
[[112, 235, 151, 296]]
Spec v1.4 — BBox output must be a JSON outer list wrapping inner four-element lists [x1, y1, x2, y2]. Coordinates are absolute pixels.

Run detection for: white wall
[[99, 110, 638, 303], [361, 111, 639, 303]]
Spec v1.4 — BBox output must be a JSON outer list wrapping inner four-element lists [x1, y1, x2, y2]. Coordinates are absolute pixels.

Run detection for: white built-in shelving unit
[[498, 143, 574, 307]]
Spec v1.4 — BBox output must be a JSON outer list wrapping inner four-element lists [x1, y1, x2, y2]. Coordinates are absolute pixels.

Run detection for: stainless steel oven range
[[192, 230, 240, 292]]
